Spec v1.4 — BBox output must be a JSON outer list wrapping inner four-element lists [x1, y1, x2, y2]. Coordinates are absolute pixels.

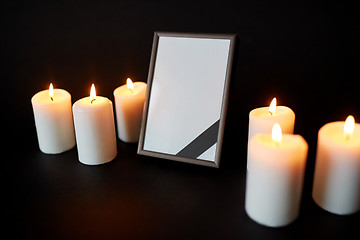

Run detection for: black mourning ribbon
[[176, 119, 220, 159]]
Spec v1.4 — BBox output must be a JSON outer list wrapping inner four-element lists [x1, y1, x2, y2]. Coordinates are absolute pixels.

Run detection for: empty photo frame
[[138, 32, 236, 168]]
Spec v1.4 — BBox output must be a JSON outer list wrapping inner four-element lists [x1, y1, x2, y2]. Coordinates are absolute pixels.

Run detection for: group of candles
[[245, 98, 360, 227], [32, 84, 359, 228], [31, 79, 147, 165]]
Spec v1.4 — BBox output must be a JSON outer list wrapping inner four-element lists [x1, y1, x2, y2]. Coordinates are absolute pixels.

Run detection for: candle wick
[[269, 111, 272, 116], [91, 98, 96, 104], [345, 134, 350, 141], [50, 97, 54, 101]]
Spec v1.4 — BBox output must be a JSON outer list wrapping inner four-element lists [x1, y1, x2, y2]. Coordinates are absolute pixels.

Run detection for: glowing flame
[[127, 78, 134, 93], [90, 84, 96, 103], [269, 97, 277, 115], [49, 83, 54, 101], [344, 115, 355, 138], [272, 123, 282, 144]]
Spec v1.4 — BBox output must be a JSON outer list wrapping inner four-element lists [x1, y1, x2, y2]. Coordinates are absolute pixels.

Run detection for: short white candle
[[113, 78, 147, 143], [31, 83, 76, 154], [247, 97, 295, 169], [73, 84, 117, 165], [312, 115, 360, 215], [245, 124, 308, 227]]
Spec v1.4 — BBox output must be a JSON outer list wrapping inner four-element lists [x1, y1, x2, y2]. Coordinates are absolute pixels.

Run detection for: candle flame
[[269, 97, 277, 115], [49, 83, 54, 101], [127, 78, 134, 93], [344, 115, 355, 138], [272, 123, 282, 144], [90, 84, 96, 103]]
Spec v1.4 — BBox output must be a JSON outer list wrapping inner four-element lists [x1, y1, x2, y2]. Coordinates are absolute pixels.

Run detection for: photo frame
[[138, 32, 236, 168]]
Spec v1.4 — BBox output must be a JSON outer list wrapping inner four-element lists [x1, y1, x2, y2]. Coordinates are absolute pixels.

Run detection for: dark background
[[3, 0, 360, 239]]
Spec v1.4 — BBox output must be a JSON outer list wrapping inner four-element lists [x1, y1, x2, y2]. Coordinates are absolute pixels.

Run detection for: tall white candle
[[312, 115, 360, 215], [247, 98, 295, 169], [31, 83, 75, 154], [245, 124, 308, 227], [113, 78, 147, 143], [73, 84, 117, 165]]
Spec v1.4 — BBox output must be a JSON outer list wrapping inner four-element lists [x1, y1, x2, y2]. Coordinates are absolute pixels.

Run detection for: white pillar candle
[[245, 124, 308, 227], [312, 115, 360, 215], [31, 83, 76, 154], [73, 84, 117, 165], [247, 97, 295, 169], [113, 78, 147, 143]]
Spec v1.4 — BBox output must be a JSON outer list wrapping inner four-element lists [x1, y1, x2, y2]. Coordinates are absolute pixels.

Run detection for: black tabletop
[[4, 1, 360, 239]]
